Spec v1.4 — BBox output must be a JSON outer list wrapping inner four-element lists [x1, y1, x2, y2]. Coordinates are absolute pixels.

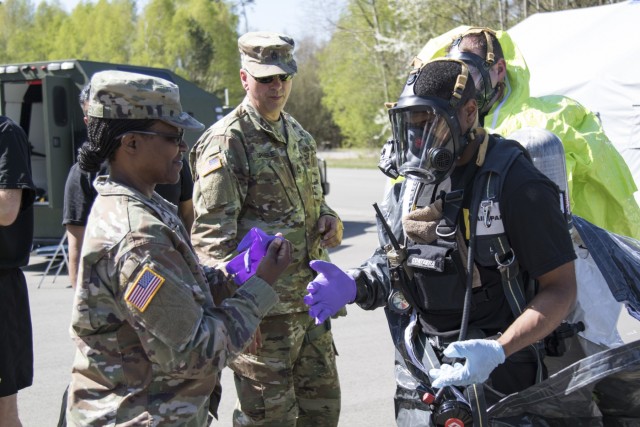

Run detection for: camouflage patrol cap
[[238, 31, 297, 78], [87, 70, 204, 131]]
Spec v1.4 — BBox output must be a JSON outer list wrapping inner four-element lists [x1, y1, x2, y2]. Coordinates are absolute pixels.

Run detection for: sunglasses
[[126, 130, 185, 146], [249, 73, 294, 84]]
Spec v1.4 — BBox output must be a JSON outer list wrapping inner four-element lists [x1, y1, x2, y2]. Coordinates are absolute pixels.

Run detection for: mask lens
[[467, 64, 485, 93], [391, 106, 455, 184]]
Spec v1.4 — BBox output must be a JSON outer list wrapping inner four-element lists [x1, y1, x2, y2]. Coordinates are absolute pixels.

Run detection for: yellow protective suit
[[414, 26, 640, 239]]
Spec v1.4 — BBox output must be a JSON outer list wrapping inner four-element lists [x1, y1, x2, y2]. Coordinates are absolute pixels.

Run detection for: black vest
[[404, 139, 536, 334]]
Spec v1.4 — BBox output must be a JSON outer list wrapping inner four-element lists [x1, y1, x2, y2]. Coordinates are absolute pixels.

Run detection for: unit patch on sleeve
[[125, 266, 165, 312], [201, 154, 223, 177]]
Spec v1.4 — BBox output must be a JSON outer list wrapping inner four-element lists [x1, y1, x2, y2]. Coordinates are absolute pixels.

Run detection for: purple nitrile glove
[[303, 260, 356, 325], [428, 339, 505, 388], [226, 227, 276, 285]]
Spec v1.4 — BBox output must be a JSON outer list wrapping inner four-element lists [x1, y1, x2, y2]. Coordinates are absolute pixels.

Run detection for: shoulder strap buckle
[[436, 189, 465, 239]]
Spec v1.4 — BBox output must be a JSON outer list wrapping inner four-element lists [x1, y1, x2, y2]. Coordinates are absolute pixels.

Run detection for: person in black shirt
[[0, 115, 36, 427], [302, 59, 577, 425]]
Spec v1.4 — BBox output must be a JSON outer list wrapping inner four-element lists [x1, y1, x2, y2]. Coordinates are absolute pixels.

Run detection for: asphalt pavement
[[17, 167, 399, 426], [17, 166, 640, 426]]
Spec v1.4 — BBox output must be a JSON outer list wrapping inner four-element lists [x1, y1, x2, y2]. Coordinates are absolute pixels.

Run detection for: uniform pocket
[[247, 159, 296, 222], [230, 353, 295, 422], [412, 246, 468, 313]]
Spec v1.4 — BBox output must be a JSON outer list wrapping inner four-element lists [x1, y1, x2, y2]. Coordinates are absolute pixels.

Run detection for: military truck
[[0, 59, 329, 247]]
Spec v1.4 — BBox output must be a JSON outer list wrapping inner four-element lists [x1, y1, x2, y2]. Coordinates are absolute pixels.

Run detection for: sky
[[46, 0, 346, 43], [237, 0, 345, 42]]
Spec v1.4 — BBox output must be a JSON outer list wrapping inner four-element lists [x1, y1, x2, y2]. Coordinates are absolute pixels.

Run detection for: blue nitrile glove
[[303, 260, 356, 325], [226, 227, 276, 285], [428, 339, 505, 388]]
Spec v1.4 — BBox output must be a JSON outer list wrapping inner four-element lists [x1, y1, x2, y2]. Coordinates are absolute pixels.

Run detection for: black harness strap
[[436, 189, 465, 240], [471, 138, 546, 384], [482, 169, 529, 319]]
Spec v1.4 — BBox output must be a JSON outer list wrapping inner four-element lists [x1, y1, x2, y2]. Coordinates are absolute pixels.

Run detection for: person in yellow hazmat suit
[[412, 26, 640, 239]]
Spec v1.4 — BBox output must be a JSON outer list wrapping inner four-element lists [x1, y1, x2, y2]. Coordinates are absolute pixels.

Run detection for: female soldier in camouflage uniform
[[66, 70, 291, 426]]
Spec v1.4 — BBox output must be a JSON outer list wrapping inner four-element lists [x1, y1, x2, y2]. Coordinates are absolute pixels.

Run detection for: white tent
[[508, 1, 640, 201]]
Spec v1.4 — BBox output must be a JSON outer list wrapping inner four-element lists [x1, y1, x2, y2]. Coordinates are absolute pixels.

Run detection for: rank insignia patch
[[125, 266, 165, 312], [202, 155, 223, 177]]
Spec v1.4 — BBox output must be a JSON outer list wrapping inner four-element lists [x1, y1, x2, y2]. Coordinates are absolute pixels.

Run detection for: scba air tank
[[508, 127, 572, 225]]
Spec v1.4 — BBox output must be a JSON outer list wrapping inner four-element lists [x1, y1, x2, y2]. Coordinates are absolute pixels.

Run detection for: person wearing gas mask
[[411, 26, 640, 240], [304, 58, 577, 425]]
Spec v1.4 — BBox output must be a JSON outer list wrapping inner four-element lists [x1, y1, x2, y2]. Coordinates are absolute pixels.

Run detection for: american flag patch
[[202, 154, 223, 177], [125, 267, 165, 312]]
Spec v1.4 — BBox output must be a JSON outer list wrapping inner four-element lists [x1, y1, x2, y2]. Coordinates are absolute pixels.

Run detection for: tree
[[131, 0, 180, 68], [0, 0, 34, 63], [317, 0, 627, 148], [0, 0, 67, 62], [192, 0, 243, 105], [286, 37, 343, 148], [1, 0, 626, 143], [132, 0, 242, 104], [30, 2, 68, 60], [86, 0, 136, 63], [49, 2, 93, 60], [318, 0, 398, 148], [51, 0, 135, 62]]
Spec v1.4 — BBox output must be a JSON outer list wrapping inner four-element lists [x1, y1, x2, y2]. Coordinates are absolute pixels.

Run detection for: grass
[[318, 148, 379, 169]]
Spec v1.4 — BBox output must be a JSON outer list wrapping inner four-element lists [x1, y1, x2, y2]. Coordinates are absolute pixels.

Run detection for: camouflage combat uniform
[[66, 177, 278, 426], [190, 98, 342, 426]]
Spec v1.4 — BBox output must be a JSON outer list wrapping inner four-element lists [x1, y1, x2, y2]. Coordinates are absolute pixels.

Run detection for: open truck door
[[42, 75, 75, 208], [0, 69, 78, 245], [32, 75, 76, 245]]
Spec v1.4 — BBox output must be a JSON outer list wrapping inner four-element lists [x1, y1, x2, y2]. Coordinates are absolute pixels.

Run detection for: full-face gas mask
[[388, 60, 469, 185], [448, 28, 500, 114]]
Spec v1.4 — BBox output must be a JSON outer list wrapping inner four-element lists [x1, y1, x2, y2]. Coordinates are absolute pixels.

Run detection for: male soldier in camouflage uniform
[[190, 32, 344, 426], [65, 70, 292, 426]]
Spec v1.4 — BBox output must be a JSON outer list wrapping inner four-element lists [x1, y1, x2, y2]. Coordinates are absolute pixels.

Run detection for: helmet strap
[[475, 128, 490, 167], [462, 103, 481, 144], [453, 27, 496, 68]]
